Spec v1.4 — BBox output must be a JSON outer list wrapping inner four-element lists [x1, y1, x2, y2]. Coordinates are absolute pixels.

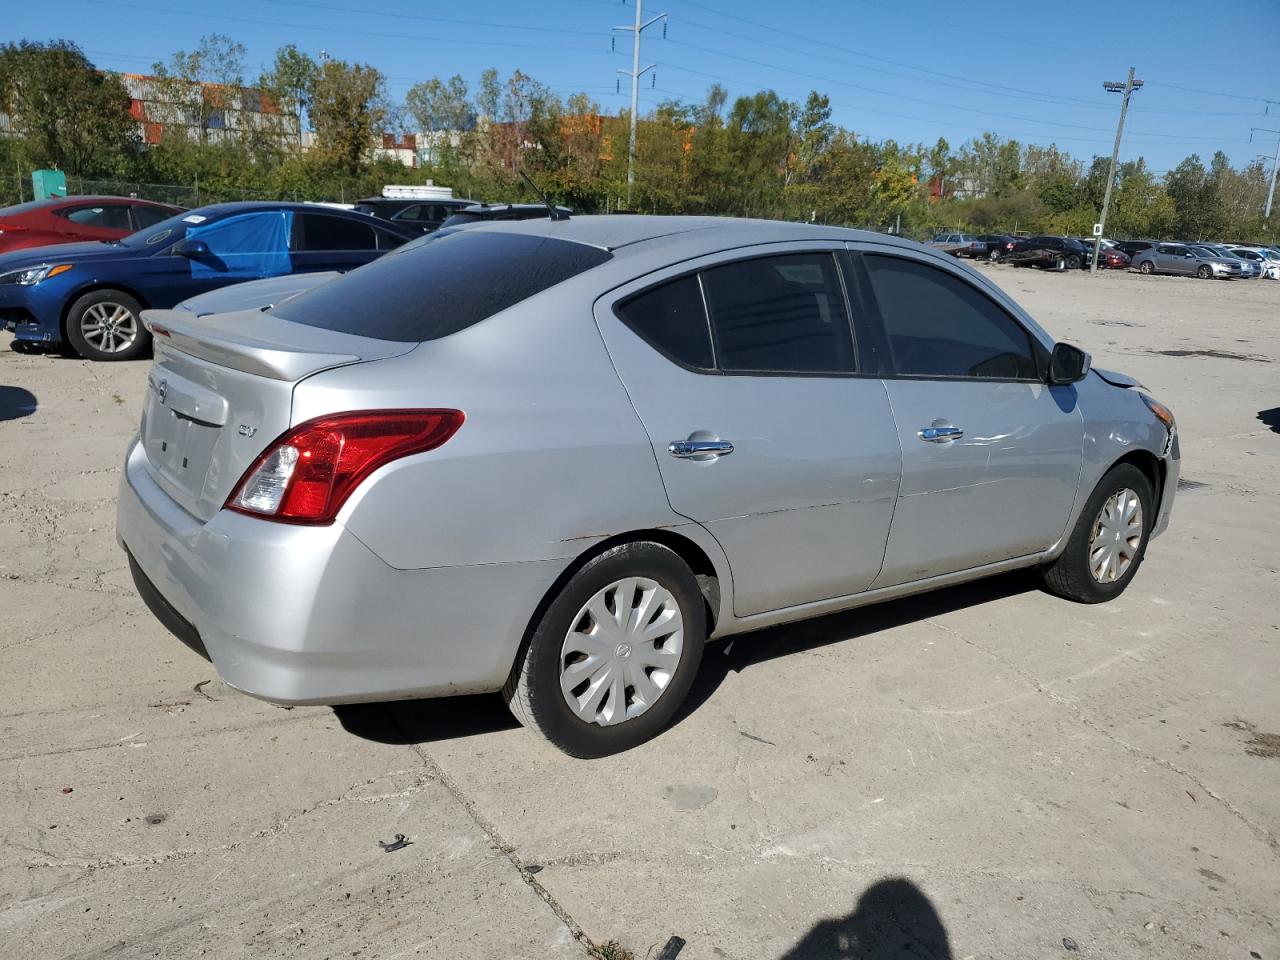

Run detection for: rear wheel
[[503, 542, 706, 757], [1139, 260, 1155, 275], [64, 289, 150, 362], [1196, 265, 1213, 280], [1041, 463, 1154, 603]]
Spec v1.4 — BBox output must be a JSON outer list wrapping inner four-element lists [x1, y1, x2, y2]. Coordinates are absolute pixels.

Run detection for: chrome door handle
[[669, 439, 734, 459], [917, 425, 964, 443]]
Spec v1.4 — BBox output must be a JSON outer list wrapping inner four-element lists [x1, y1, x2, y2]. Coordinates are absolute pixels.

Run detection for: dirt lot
[[2, 266, 1278, 960]]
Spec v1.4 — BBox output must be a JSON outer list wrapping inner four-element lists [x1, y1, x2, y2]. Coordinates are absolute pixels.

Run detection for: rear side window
[[293, 213, 377, 251], [131, 205, 172, 229], [616, 275, 713, 369], [60, 204, 133, 230], [863, 255, 1036, 380], [272, 230, 612, 342], [701, 253, 855, 373]]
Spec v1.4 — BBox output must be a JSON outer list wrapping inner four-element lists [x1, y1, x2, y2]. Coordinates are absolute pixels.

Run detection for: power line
[[1144, 81, 1277, 104], [259, 0, 601, 38], [649, 42, 1249, 142], [64, 0, 608, 55]]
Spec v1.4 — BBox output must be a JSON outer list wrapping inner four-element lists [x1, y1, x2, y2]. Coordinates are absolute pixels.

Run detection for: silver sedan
[[117, 217, 1180, 757]]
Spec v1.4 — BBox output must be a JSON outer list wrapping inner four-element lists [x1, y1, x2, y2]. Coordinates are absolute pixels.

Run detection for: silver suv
[[118, 217, 1180, 756]]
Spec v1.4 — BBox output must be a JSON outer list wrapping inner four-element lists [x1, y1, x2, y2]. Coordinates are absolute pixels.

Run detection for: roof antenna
[[518, 168, 570, 221]]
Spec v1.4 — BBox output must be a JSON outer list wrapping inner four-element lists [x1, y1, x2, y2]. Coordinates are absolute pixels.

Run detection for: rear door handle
[[669, 439, 734, 459], [917, 425, 964, 443]]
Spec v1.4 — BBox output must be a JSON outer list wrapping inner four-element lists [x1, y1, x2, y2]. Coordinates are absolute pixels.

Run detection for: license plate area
[[142, 370, 227, 496]]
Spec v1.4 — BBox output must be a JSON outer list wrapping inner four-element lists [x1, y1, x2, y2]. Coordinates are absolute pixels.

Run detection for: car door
[[851, 247, 1084, 586], [290, 212, 383, 273], [594, 244, 902, 617]]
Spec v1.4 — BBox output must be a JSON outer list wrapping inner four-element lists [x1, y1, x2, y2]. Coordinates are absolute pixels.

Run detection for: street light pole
[[1252, 128, 1280, 219], [1091, 67, 1143, 275]]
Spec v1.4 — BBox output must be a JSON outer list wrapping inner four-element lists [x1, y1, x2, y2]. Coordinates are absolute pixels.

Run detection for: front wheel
[[1196, 265, 1213, 280], [503, 542, 707, 757], [1041, 463, 1154, 603], [1066, 254, 1082, 270], [64, 289, 151, 361]]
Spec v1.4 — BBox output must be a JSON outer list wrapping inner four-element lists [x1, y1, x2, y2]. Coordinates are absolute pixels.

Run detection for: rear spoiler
[[142, 308, 364, 382]]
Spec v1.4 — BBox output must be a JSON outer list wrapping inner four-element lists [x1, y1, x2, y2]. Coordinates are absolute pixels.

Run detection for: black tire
[[1196, 265, 1212, 280], [1041, 463, 1154, 604], [1066, 254, 1082, 270], [64, 289, 151, 362], [1139, 260, 1155, 274], [503, 542, 707, 758]]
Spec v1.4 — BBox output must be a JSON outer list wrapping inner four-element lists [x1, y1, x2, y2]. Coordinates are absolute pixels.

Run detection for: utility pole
[[613, 0, 666, 208], [1091, 67, 1143, 275], [1250, 128, 1280, 219]]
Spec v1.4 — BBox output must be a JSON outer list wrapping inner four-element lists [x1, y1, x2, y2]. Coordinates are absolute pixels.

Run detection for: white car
[[1228, 247, 1280, 279]]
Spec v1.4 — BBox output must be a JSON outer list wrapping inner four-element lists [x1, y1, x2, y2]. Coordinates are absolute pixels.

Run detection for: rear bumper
[[116, 438, 565, 705]]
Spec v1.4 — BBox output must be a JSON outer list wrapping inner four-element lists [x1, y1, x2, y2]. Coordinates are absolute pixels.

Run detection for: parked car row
[[0, 192, 579, 361], [929, 230, 1280, 279]]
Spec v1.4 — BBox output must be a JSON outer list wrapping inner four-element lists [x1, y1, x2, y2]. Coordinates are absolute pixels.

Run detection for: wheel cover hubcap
[[1088, 487, 1144, 583], [81, 302, 137, 353], [559, 577, 684, 727]]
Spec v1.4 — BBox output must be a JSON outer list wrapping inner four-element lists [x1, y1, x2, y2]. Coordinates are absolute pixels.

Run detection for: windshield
[[271, 229, 612, 343], [118, 210, 203, 248]]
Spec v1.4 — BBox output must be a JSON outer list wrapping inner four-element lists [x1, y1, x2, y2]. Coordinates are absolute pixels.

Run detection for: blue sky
[[14, 0, 1279, 172]]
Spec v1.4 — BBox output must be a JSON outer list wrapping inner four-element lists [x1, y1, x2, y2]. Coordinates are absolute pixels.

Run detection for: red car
[[1095, 247, 1132, 269], [0, 196, 184, 254]]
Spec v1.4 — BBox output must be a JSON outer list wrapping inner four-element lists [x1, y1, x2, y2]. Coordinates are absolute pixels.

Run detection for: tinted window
[[699, 253, 854, 374], [61, 204, 133, 229], [616, 275, 713, 369], [294, 213, 377, 251], [374, 227, 409, 251], [864, 255, 1036, 380], [131, 205, 172, 229], [273, 230, 612, 342]]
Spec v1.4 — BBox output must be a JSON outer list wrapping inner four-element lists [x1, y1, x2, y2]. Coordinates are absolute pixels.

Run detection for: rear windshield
[[271, 229, 612, 342]]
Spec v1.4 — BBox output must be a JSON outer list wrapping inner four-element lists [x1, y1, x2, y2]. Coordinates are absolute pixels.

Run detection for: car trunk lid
[[138, 307, 415, 521]]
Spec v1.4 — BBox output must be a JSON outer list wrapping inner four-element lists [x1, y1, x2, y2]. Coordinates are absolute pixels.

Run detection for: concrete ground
[[1, 265, 1278, 960]]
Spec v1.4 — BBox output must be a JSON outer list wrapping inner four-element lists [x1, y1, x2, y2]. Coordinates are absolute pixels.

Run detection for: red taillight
[[226, 409, 464, 525]]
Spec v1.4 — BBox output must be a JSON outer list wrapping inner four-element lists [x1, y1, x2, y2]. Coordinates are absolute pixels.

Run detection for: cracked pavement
[[1, 268, 1278, 959]]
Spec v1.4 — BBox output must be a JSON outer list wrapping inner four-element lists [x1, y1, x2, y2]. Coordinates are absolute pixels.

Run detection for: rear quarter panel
[[290, 274, 698, 571]]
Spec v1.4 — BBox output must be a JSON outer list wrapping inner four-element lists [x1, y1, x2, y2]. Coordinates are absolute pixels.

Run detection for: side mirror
[[173, 238, 210, 258], [1049, 342, 1091, 385]]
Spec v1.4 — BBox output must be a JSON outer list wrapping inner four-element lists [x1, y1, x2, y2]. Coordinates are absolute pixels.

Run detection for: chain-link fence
[[0, 172, 381, 210]]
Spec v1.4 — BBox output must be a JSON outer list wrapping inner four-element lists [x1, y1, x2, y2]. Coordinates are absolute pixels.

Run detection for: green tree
[[258, 44, 317, 148], [151, 34, 247, 145], [0, 40, 136, 176], [307, 59, 389, 175]]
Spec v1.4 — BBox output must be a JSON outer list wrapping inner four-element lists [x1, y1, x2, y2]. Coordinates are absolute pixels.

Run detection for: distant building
[[120, 73, 300, 147]]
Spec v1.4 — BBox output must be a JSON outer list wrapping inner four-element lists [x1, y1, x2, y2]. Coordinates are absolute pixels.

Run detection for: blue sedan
[[0, 202, 416, 361]]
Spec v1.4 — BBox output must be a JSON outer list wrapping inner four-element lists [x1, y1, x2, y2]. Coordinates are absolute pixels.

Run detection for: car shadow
[[779, 876, 953, 959], [671, 569, 1038, 730], [1258, 407, 1280, 434], [335, 569, 1039, 749], [0, 386, 38, 422]]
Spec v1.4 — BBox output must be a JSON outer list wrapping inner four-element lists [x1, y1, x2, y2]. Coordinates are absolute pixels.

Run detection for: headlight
[[0, 263, 73, 286], [1141, 393, 1175, 431]]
